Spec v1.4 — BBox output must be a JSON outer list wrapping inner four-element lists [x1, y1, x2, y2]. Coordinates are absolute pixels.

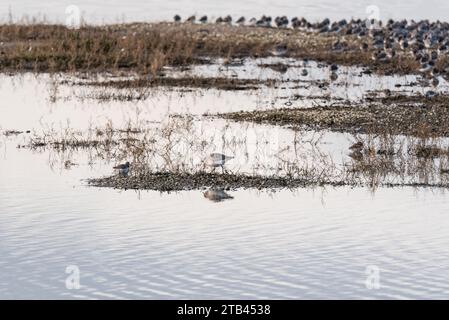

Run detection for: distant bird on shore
[[432, 76, 440, 87], [372, 50, 391, 63], [291, 17, 300, 28], [330, 63, 338, 71], [332, 40, 345, 52], [173, 15, 181, 23], [330, 72, 338, 81], [186, 15, 196, 23], [270, 44, 287, 56], [425, 90, 439, 99], [400, 38, 409, 50], [275, 16, 289, 28], [206, 153, 234, 172], [236, 16, 245, 25], [248, 17, 257, 26], [420, 60, 435, 73], [360, 42, 369, 51], [199, 15, 208, 24], [256, 15, 271, 28], [113, 161, 130, 176], [223, 15, 232, 24]]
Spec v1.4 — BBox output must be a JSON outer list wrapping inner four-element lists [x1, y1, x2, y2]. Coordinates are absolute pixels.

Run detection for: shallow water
[[2, 141, 449, 299], [1, 59, 445, 132], [1, 63, 449, 299]]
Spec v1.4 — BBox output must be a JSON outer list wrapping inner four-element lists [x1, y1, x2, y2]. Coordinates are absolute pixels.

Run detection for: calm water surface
[[1, 61, 449, 298], [1, 142, 449, 299]]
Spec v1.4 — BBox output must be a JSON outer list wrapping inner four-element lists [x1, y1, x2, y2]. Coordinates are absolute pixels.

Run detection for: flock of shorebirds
[[173, 14, 449, 83]]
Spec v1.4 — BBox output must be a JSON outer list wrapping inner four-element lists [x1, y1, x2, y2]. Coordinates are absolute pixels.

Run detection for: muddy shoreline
[[217, 97, 449, 137], [87, 171, 449, 191], [87, 171, 345, 191]]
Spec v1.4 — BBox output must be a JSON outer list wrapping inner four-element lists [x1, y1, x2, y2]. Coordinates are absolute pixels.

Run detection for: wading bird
[[113, 161, 130, 176], [206, 153, 234, 173]]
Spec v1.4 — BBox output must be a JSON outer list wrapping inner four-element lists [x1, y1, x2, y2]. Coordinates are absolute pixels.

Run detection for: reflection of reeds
[[344, 133, 449, 189]]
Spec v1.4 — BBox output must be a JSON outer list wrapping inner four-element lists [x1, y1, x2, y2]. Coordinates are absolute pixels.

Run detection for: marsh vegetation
[[3, 17, 449, 192]]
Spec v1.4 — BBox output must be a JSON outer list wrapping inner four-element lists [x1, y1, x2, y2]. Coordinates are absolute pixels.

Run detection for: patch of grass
[[0, 22, 427, 75]]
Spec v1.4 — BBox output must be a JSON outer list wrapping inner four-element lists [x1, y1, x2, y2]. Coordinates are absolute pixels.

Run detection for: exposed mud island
[[3, 15, 449, 191]]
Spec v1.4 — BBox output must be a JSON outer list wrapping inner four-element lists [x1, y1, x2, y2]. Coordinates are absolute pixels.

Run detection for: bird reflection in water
[[203, 188, 234, 202]]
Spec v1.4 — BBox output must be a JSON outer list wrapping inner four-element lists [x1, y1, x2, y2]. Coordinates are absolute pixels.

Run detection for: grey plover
[[275, 16, 288, 28], [206, 153, 234, 172], [419, 60, 435, 73], [113, 161, 130, 176], [256, 15, 271, 28], [223, 15, 232, 24], [248, 17, 257, 26]]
